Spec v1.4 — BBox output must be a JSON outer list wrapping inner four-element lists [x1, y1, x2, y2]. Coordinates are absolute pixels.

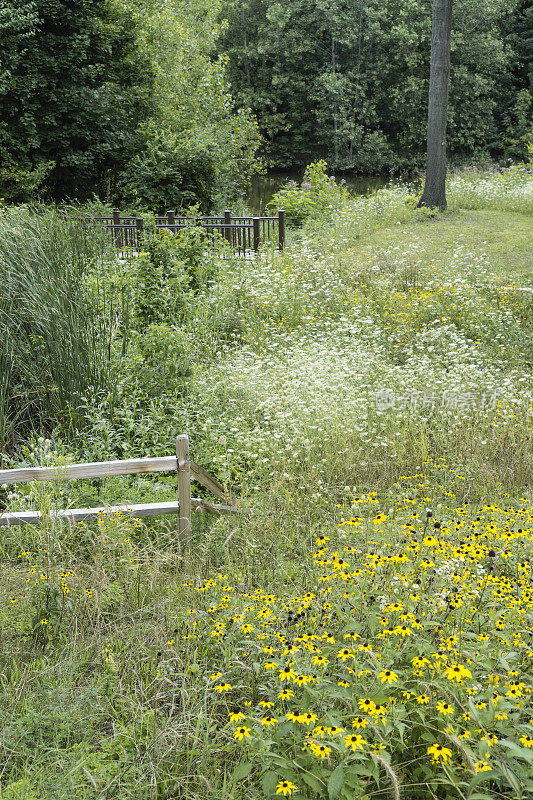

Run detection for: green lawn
[[356, 209, 533, 284]]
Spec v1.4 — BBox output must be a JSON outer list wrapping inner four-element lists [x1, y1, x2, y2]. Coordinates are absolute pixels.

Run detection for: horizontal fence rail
[[78, 209, 285, 256], [0, 435, 241, 543], [0, 499, 235, 527]]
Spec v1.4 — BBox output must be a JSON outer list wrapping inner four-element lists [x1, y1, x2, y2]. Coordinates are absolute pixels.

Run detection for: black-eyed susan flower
[[234, 726, 250, 741], [276, 780, 298, 796], [444, 663, 472, 682], [345, 733, 366, 751], [436, 701, 454, 715], [378, 669, 398, 684], [427, 743, 452, 764], [278, 689, 295, 700], [297, 711, 318, 726], [279, 665, 296, 682], [358, 698, 376, 713], [308, 741, 331, 760]]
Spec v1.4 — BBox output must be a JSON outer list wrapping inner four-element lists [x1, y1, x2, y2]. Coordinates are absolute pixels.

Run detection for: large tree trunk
[[418, 0, 453, 211]]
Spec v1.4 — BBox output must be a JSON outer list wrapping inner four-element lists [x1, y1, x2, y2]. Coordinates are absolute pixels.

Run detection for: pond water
[[245, 171, 387, 215]]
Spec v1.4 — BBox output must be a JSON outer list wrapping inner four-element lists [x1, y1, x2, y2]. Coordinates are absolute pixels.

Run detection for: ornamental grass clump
[[0, 207, 117, 452]]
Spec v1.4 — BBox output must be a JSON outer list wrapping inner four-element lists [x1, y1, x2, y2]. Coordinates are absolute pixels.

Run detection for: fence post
[[135, 217, 144, 249], [224, 210, 232, 246], [112, 209, 120, 248], [253, 217, 260, 252], [176, 434, 192, 546], [167, 210, 175, 226], [278, 210, 285, 250]]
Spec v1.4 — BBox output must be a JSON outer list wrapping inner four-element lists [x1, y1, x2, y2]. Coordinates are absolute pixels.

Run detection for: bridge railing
[[78, 210, 285, 256]]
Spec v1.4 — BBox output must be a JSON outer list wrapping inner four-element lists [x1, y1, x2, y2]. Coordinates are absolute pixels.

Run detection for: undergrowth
[[0, 169, 532, 799]]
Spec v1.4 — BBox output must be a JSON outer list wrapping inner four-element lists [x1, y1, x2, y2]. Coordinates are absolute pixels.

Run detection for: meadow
[[0, 167, 532, 800]]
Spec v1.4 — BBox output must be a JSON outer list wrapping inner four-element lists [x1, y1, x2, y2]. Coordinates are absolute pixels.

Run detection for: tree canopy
[[0, 0, 261, 207], [219, 0, 532, 172], [0, 0, 530, 206]]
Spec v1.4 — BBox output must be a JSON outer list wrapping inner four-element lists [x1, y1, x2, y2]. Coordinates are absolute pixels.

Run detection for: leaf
[[466, 772, 493, 793], [501, 739, 533, 763], [233, 761, 252, 782], [328, 764, 345, 800], [262, 771, 278, 796], [301, 772, 324, 793], [468, 794, 503, 800]]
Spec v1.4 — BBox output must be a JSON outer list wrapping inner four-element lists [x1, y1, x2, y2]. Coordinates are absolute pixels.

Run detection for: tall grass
[[0, 208, 118, 457], [447, 166, 533, 213]]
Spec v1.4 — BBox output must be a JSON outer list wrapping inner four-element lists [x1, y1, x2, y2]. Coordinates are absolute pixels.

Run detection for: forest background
[[0, 0, 531, 211]]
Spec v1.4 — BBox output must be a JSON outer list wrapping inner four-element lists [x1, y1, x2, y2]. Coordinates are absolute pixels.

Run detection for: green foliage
[[0, 0, 152, 202], [136, 0, 262, 206], [0, 0, 261, 209], [267, 160, 350, 225], [0, 173, 532, 800], [0, 209, 118, 453], [115, 128, 217, 213], [220, 0, 531, 172], [0, 780, 39, 800], [134, 227, 220, 327]]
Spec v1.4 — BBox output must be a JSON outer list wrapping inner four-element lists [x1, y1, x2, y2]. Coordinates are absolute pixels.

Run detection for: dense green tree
[[0, 0, 261, 208], [0, 0, 152, 201], [219, 0, 531, 172], [131, 0, 262, 208]]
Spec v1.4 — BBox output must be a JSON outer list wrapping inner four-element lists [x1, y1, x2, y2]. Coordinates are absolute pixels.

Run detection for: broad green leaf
[[301, 772, 324, 793], [262, 771, 278, 796], [233, 761, 252, 781], [328, 764, 345, 800]]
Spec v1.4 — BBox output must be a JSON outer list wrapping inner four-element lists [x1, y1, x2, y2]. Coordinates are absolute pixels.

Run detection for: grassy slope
[[1, 196, 532, 800], [359, 209, 533, 283]]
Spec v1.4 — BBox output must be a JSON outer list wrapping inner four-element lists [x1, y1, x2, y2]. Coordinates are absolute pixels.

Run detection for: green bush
[[133, 227, 220, 327], [267, 160, 350, 225], [115, 128, 217, 213]]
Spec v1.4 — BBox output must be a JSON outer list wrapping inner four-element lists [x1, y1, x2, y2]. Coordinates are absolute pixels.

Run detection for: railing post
[[135, 217, 144, 249], [253, 217, 260, 252], [112, 209, 121, 248], [278, 209, 285, 250], [224, 210, 232, 246], [176, 434, 192, 547], [167, 210, 176, 227]]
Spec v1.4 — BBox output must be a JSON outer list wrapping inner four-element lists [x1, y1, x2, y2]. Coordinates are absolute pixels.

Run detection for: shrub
[[115, 127, 217, 213], [133, 227, 220, 327], [267, 160, 350, 225]]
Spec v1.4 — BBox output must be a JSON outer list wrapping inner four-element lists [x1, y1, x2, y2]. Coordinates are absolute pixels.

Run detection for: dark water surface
[[245, 171, 387, 215]]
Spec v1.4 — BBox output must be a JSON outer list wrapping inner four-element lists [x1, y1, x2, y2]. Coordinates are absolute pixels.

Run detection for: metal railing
[[79, 210, 285, 256]]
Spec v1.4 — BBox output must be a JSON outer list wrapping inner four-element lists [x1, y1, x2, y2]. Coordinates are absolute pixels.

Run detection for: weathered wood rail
[[79, 209, 285, 256], [0, 435, 240, 544]]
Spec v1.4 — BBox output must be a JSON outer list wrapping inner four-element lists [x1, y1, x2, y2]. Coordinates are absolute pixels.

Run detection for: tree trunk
[[418, 0, 453, 211]]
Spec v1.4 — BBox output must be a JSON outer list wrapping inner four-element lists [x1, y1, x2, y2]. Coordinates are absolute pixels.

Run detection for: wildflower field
[[0, 169, 532, 799]]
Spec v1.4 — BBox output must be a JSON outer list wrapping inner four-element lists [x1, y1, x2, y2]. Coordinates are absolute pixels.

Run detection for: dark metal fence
[[79, 209, 285, 256]]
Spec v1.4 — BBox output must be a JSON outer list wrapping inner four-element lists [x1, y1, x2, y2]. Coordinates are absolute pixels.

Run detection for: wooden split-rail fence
[[0, 435, 241, 544], [80, 209, 285, 256]]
